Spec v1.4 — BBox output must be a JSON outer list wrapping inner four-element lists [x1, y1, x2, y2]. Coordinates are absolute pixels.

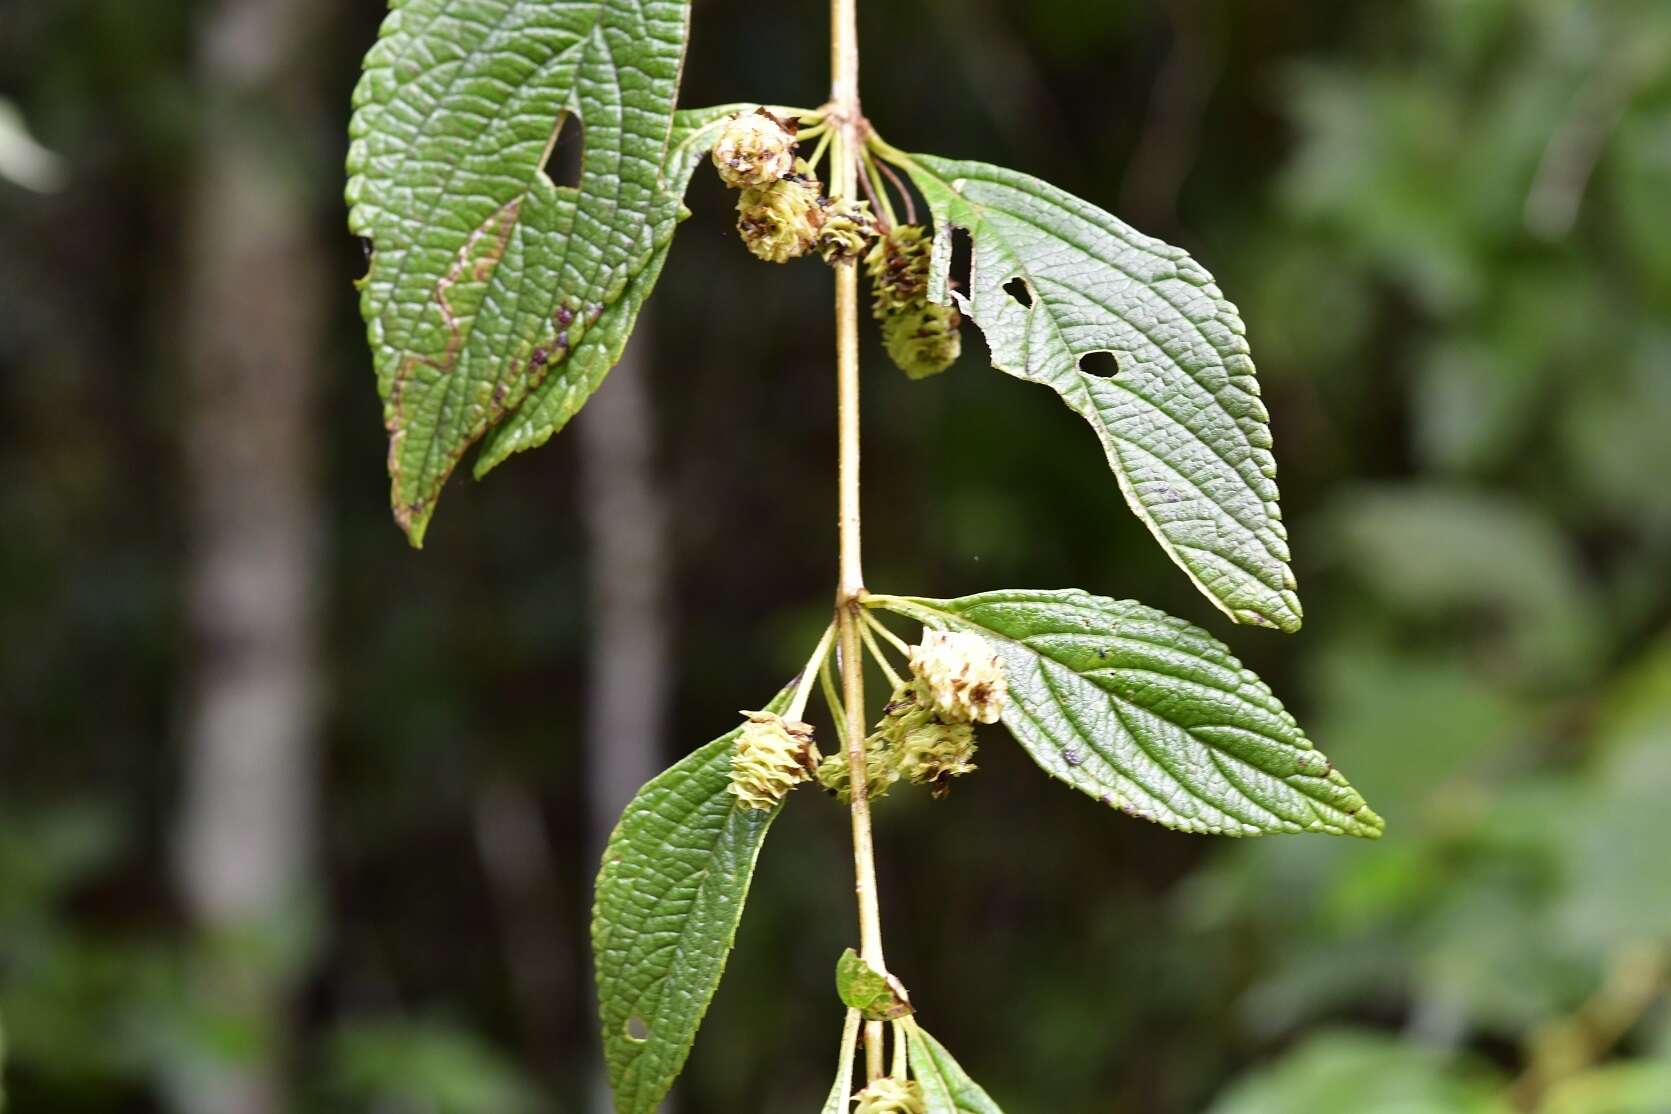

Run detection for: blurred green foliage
[[2, 0, 1669, 1111]]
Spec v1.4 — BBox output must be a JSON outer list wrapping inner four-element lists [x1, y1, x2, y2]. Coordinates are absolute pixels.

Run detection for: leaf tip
[[393, 501, 430, 549], [1351, 804, 1387, 840], [1233, 591, 1304, 634]]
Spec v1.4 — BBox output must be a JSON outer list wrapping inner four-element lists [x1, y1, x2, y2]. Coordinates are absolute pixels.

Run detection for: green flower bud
[[730, 711, 818, 810], [817, 197, 879, 265], [882, 302, 963, 380], [854, 1077, 926, 1114], [711, 108, 797, 190], [896, 719, 977, 798], [736, 169, 823, 264], [815, 735, 900, 803], [908, 631, 1006, 724], [865, 225, 933, 318]]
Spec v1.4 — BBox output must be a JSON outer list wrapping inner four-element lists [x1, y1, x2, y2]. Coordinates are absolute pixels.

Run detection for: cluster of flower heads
[[729, 710, 819, 811], [853, 1076, 926, 1114], [712, 109, 877, 266], [818, 629, 1007, 802], [710, 109, 963, 378]]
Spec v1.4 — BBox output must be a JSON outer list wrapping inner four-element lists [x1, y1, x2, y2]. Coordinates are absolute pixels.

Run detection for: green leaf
[[819, 1009, 862, 1114], [348, 0, 693, 545], [474, 106, 742, 475], [835, 948, 913, 1021], [592, 683, 793, 1114], [907, 1023, 1007, 1114], [873, 590, 1382, 838], [894, 153, 1301, 632]]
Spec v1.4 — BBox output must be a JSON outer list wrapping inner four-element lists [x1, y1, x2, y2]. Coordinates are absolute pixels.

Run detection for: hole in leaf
[[1078, 350, 1120, 378], [1003, 277, 1034, 309], [538, 111, 585, 190], [624, 1016, 650, 1043], [948, 227, 973, 295]]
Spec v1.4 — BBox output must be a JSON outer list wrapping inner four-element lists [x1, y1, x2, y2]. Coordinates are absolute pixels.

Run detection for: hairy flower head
[[711, 108, 797, 190], [866, 224, 933, 317], [736, 168, 823, 264], [730, 711, 817, 810], [895, 719, 978, 797], [816, 733, 901, 804], [908, 630, 1007, 724], [882, 301, 963, 379], [817, 196, 878, 265], [854, 1077, 926, 1114]]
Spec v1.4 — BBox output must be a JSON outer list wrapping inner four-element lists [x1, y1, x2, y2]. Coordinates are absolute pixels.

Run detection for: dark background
[[3, 1, 1670, 1111]]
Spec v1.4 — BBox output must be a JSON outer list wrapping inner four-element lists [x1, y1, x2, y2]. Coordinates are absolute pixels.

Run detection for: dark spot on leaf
[[624, 1016, 650, 1042], [531, 347, 549, 368], [557, 305, 575, 326], [557, 330, 569, 350], [1063, 748, 1083, 767], [1003, 277, 1034, 308], [1078, 350, 1120, 378]]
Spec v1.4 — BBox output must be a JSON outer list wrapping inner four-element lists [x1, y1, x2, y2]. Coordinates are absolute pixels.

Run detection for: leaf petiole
[[820, 1008, 863, 1114], [790, 622, 840, 721], [858, 615, 905, 689], [805, 126, 835, 179], [862, 609, 912, 657], [860, 147, 899, 229], [819, 647, 848, 728]]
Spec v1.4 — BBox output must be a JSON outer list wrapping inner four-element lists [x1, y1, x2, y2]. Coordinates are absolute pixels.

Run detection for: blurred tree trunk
[[579, 332, 673, 1113], [173, 1, 329, 1112]]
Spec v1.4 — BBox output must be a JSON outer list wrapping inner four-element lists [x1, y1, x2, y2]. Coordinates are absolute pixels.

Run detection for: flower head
[[816, 197, 878, 265], [908, 630, 1007, 724], [711, 109, 797, 190], [895, 719, 978, 798], [729, 711, 817, 810], [882, 302, 963, 379], [854, 1077, 926, 1114], [736, 168, 823, 264], [866, 224, 933, 317], [815, 733, 901, 803]]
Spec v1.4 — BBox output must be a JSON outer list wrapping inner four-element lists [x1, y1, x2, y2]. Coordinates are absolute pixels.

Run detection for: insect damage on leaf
[[348, 0, 694, 546], [888, 150, 1302, 633]]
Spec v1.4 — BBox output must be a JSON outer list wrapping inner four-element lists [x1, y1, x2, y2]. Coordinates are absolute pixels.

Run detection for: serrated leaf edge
[[871, 591, 1384, 840]]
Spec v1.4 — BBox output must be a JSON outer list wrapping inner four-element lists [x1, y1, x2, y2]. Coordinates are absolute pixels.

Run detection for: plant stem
[[830, 0, 888, 1084]]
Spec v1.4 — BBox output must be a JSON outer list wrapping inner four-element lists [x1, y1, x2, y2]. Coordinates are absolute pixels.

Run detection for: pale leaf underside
[[876, 590, 1382, 838], [901, 154, 1302, 632]]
